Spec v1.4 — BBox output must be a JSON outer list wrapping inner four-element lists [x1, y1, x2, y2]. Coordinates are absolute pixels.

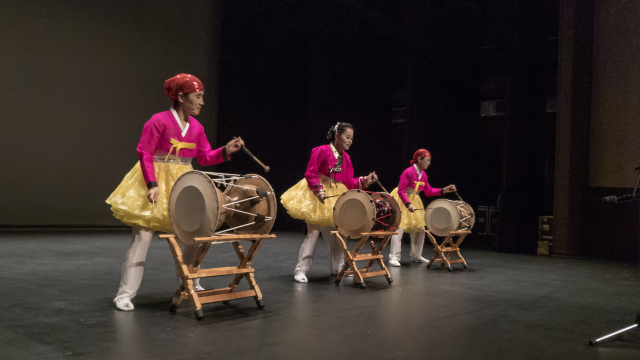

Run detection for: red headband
[[410, 149, 431, 165], [164, 73, 204, 102]]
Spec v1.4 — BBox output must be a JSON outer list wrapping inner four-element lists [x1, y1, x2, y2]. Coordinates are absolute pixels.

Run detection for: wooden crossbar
[[334, 231, 396, 289], [164, 233, 276, 320]]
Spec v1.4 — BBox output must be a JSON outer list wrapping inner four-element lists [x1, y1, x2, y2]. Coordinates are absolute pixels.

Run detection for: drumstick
[[453, 191, 463, 201], [324, 194, 342, 199], [368, 172, 389, 193], [233, 137, 270, 173]]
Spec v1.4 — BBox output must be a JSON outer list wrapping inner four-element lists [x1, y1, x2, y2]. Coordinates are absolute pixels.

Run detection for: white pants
[[115, 224, 200, 301], [389, 227, 426, 262], [294, 224, 344, 274]]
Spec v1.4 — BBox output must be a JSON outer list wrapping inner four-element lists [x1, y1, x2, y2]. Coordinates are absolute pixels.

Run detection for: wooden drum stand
[[424, 230, 470, 271], [334, 231, 396, 289], [160, 233, 276, 320]]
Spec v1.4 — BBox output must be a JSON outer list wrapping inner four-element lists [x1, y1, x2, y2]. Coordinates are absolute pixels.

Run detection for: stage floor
[[1, 231, 639, 359]]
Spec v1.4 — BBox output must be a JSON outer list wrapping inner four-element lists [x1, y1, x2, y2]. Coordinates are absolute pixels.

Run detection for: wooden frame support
[[424, 230, 470, 271], [160, 233, 276, 320], [333, 231, 396, 289]]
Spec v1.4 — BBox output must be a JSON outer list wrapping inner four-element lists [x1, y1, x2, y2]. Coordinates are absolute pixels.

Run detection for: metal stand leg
[[589, 311, 640, 346]]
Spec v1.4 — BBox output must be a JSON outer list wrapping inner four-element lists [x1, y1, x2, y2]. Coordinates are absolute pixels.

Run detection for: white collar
[[170, 107, 189, 137], [413, 164, 422, 179]]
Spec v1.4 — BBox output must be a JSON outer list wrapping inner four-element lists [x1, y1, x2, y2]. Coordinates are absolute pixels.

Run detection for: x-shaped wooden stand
[[334, 231, 396, 289], [424, 230, 470, 271], [159, 233, 276, 320]]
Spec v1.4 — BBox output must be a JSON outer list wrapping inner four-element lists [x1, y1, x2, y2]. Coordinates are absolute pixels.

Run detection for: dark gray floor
[[1, 231, 639, 360]]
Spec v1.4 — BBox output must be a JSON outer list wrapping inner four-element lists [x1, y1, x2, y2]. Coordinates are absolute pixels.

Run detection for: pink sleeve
[[341, 155, 362, 190], [421, 173, 442, 197], [397, 169, 411, 205], [304, 147, 324, 192], [137, 118, 163, 184], [196, 130, 228, 166]]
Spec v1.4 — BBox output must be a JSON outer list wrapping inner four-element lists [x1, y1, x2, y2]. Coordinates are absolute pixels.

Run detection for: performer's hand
[[408, 204, 416, 213], [365, 172, 378, 186], [226, 137, 244, 155], [147, 186, 160, 203], [443, 184, 457, 193], [317, 192, 326, 204]]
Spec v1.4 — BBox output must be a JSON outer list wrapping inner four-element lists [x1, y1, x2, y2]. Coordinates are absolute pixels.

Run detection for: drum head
[[169, 171, 225, 245], [333, 190, 375, 239], [225, 174, 277, 235], [425, 199, 460, 236]]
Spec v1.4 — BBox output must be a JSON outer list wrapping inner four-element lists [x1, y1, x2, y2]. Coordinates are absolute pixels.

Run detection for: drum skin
[[424, 199, 475, 236], [333, 190, 401, 238], [169, 171, 225, 245], [169, 171, 277, 245]]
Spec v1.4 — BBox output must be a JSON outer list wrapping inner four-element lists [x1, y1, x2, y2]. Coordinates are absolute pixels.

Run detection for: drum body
[[424, 199, 475, 236], [169, 171, 277, 245], [333, 190, 401, 238]]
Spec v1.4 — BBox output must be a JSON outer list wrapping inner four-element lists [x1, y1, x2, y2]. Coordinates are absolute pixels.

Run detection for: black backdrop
[[214, 1, 487, 234]]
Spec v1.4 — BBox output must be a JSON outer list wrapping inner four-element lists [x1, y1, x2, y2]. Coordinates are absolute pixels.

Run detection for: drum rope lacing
[[454, 202, 473, 228], [363, 190, 398, 231], [198, 171, 274, 235]]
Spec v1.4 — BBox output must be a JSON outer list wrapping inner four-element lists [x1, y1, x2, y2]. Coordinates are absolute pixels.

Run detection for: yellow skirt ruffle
[[281, 179, 348, 227], [390, 187, 426, 233], [106, 161, 193, 232]]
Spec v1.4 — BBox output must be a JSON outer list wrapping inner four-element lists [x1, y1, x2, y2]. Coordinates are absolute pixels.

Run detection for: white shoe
[[388, 259, 401, 267], [114, 297, 134, 311], [193, 279, 205, 291], [294, 271, 308, 283], [411, 257, 430, 264]]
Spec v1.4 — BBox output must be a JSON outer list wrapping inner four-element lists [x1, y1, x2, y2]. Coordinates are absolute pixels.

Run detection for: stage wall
[[589, 0, 640, 188], [0, 0, 220, 226]]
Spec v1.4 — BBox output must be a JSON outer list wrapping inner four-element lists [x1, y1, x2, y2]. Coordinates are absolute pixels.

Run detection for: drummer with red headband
[[106, 73, 245, 311], [387, 149, 457, 267], [281, 122, 378, 283]]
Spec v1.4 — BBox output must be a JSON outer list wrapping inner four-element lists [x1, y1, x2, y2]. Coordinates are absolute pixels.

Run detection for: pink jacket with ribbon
[[397, 164, 441, 205], [137, 110, 227, 185], [304, 144, 365, 193]]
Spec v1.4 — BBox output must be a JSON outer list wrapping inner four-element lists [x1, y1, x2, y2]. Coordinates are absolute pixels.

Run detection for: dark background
[[2, 0, 639, 262]]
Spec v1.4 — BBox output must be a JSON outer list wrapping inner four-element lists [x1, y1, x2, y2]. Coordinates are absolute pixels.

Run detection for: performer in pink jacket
[[106, 73, 244, 311], [281, 122, 378, 283], [388, 149, 457, 266]]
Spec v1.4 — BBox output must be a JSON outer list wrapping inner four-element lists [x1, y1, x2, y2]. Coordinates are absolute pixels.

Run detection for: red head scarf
[[410, 149, 431, 166], [164, 73, 204, 102]]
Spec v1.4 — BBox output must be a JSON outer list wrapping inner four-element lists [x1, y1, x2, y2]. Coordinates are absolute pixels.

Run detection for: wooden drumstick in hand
[[368, 172, 388, 193], [233, 137, 270, 173]]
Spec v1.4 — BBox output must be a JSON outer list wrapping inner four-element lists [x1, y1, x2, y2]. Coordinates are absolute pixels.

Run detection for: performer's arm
[[422, 177, 442, 197], [397, 169, 411, 206], [196, 129, 229, 166], [304, 147, 325, 195], [137, 118, 163, 189], [341, 156, 366, 190]]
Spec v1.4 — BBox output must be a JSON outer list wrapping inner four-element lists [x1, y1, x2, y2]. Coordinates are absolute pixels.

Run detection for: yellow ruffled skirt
[[390, 187, 426, 233], [106, 161, 193, 232], [281, 179, 348, 227]]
